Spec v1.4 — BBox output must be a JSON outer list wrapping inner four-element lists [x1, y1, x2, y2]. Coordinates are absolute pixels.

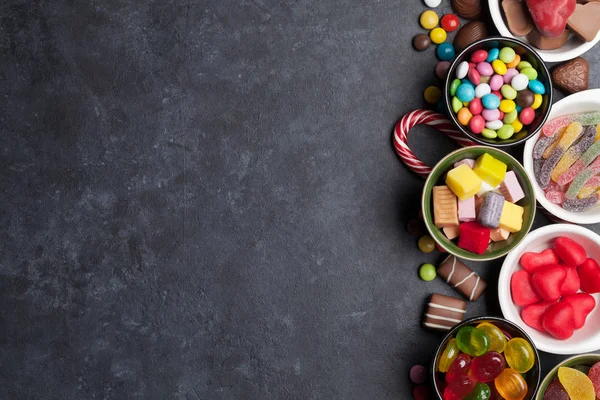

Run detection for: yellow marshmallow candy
[[445, 164, 482, 201], [499, 201, 524, 233], [473, 153, 507, 187]]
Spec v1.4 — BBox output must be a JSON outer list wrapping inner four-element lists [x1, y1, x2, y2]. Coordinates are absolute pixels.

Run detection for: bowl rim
[[488, 0, 600, 63], [443, 36, 553, 148], [498, 223, 600, 354], [431, 316, 542, 400], [535, 353, 600, 399], [421, 145, 536, 261], [523, 88, 600, 224]]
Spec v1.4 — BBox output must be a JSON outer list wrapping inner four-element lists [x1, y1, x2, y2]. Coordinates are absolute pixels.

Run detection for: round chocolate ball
[[413, 33, 431, 51], [516, 89, 535, 108]]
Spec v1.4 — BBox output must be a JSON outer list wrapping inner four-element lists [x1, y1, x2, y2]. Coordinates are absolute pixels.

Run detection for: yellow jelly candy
[[424, 86, 442, 104], [492, 59, 507, 75], [532, 93, 543, 110], [499, 201, 523, 233], [504, 338, 534, 373], [420, 10, 439, 30], [445, 164, 482, 201], [476, 322, 507, 353], [495, 368, 528, 400], [438, 338, 460, 373], [473, 153, 507, 187], [558, 367, 595, 400]]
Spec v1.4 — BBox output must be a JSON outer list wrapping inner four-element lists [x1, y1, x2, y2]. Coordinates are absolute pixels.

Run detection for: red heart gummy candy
[[526, 0, 576, 38], [542, 301, 575, 340], [561, 293, 596, 329], [560, 266, 581, 296], [588, 362, 600, 399], [520, 248, 559, 274], [554, 236, 587, 266], [578, 258, 600, 294], [521, 300, 557, 332], [511, 270, 541, 306], [532, 266, 567, 300]]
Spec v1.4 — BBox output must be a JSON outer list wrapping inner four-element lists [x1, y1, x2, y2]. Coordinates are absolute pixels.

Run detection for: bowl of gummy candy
[[422, 146, 536, 261], [444, 37, 552, 147], [535, 353, 600, 400], [523, 89, 600, 224], [432, 316, 541, 400]]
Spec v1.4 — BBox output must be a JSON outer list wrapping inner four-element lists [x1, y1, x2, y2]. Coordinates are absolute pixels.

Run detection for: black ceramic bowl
[[444, 37, 553, 147], [431, 316, 542, 400]]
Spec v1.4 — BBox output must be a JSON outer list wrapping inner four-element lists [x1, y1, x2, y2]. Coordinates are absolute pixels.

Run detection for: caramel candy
[[552, 57, 589, 94], [567, 2, 600, 42], [502, 0, 534, 36], [423, 294, 467, 331], [454, 21, 489, 52], [527, 27, 570, 50], [433, 186, 459, 228], [452, 0, 483, 20], [438, 255, 487, 301]]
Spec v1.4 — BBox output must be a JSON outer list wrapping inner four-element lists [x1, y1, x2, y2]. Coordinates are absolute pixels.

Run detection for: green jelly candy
[[481, 128, 498, 139], [521, 67, 538, 81], [438, 338, 460, 373], [452, 96, 463, 113], [450, 79, 461, 96], [575, 111, 600, 126], [456, 326, 491, 356], [464, 382, 491, 400], [497, 124, 515, 140], [499, 47, 516, 64], [501, 84, 517, 100], [517, 61, 532, 71], [419, 263, 436, 281], [503, 110, 518, 124]]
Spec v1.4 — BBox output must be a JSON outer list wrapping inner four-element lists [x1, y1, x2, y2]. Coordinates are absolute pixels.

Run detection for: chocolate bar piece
[[502, 0, 534, 36], [423, 294, 467, 331], [438, 255, 487, 301], [433, 186, 459, 228], [527, 27, 570, 50], [567, 2, 600, 42]]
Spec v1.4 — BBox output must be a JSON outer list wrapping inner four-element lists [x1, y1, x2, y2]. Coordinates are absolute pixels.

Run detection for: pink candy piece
[[545, 190, 566, 205], [489, 74, 504, 91], [476, 62, 494, 77], [499, 171, 525, 203], [454, 158, 475, 168], [542, 115, 572, 137], [459, 196, 477, 221], [468, 68, 481, 85], [482, 108, 501, 122], [470, 98, 483, 115], [520, 108, 535, 125], [470, 115, 486, 134], [504, 68, 519, 84]]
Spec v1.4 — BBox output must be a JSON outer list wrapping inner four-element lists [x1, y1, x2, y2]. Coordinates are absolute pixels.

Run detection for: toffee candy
[[424, 294, 467, 331], [438, 255, 487, 301], [458, 196, 476, 222], [433, 185, 460, 227], [444, 225, 461, 240], [478, 192, 505, 228]]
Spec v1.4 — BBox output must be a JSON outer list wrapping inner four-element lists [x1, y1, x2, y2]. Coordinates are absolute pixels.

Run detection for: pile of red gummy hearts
[[510, 236, 600, 339]]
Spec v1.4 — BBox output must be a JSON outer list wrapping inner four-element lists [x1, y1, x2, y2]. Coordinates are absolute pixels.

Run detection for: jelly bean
[[504, 338, 535, 373], [510, 74, 529, 91], [486, 120, 503, 130], [438, 338, 460, 372], [499, 47, 516, 64], [418, 235, 436, 253], [410, 364, 427, 384], [437, 42, 455, 61], [446, 353, 472, 383], [471, 351, 506, 382], [516, 89, 534, 108], [521, 67, 538, 81], [482, 128, 498, 139], [494, 368, 528, 400], [532, 93, 543, 110], [468, 68, 481, 85], [471, 50, 488, 63], [500, 100, 516, 113], [482, 93, 500, 110], [456, 61, 469, 79], [436, 61, 451, 79], [486, 48, 499, 62], [458, 108, 473, 126], [519, 107, 535, 125], [501, 85, 517, 100], [441, 14, 460, 32], [476, 323, 507, 353], [470, 98, 483, 115], [457, 84, 475, 102], [517, 61, 532, 70], [506, 54, 521, 69], [477, 62, 494, 77], [475, 83, 491, 99], [492, 59, 507, 75], [419, 263, 436, 281], [511, 119, 523, 134], [503, 110, 518, 124], [490, 75, 504, 91], [503, 68, 519, 84], [450, 79, 461, 96], [430, 27, 447, 44], [470, 115, 486, 134], [444, 375, 477, 400], [482, 108, 500, 122], [452, 96, 463, 113], [456, 326, 491, 357], [424, 86, 442, 104], [498, 124, 515, 140], [529, 79, 545, 95], [420, 10, 439, 29]]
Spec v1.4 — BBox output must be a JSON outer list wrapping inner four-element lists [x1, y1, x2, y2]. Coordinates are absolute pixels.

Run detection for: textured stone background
[[1, 0, 600, 399]]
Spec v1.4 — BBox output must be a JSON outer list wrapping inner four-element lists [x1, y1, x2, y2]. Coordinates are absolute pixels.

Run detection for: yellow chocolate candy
[[473, 153, 507, 187], [492, 59, 507, 75], [532, 93, 543, 110], [499, 201, 523, 233], [445, 164, 482, 201], [420, 10, 439, 30], [511, 119, 523, 134]]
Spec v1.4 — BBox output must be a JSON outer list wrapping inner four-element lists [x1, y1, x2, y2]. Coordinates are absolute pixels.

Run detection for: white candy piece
[[456, 61, 469, 80], [475, 83, 491, 99], [486, 120, 503, 130], [511, 73, 529, 91], [424, 0, 442, 7], [477, 181, 499, 197]]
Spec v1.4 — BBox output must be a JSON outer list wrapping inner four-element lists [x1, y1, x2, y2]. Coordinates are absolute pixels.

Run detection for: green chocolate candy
[[501, 84, 517, 100], [450, 79, 461, 97], [521, 67, 538, 81], [517, 61, 532, 71], [497, 124, 515, 140], [504, 110, 518, 124], [481, 128, 498, 139], [452, 96, 463, 113]]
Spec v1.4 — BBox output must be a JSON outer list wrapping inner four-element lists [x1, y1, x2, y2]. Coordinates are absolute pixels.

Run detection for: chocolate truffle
[[454, 21, 488, 52], [552, 57, 589, 94], [452, 0, 483, 20]]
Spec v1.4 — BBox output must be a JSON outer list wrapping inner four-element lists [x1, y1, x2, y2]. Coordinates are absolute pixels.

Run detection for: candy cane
[[393, 109, 476, 178]]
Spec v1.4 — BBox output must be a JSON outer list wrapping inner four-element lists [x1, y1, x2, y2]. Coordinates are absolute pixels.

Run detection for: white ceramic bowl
[[498, 224, 600, 355], [523, 89, 600, 224], [489, 0, 600, 62]]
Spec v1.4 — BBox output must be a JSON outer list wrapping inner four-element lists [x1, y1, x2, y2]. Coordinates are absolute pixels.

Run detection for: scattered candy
[[407, 219, 423, 237], [438, 255, 487, 301], [435, 61, 451, 79], [440, 13, 460, 32], [430, 27, 447, 44], [413, 33, 432, 51], [424, 294, 467, 332], [419, 263, 437, 281], [424, 0, 442, 7], [420, 10, 439, 30], [436, 42, 455, 61], [418, 235, 436, 253], [410, 364, 428, 384]]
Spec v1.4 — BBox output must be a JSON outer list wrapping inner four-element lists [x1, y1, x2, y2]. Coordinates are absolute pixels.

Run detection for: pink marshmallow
[[458, 196, 476, 222], [499, 171, 525, 203]]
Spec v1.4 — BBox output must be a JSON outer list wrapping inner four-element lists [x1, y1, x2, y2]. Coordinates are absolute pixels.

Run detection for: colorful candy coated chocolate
[[504, 338, 535, 373], [420, 10, 439, 29], [471, 351, 506, 382], [476, 322, 507, 353], [438, 338, 460, 373], [446, 353, 472, 383], [464, 382, 491, 400], [558, 367, 596, 400], [456, 326, 491, 357], [444, 375, 477, 400], [494, 368, 528, 400]]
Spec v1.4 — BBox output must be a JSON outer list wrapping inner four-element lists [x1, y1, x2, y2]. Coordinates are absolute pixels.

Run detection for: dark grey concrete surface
[[1, 1, 600, 399]]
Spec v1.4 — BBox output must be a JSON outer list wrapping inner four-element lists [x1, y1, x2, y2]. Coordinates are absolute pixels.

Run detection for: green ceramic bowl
[[421, 146, 536, 261], [535, 354, 600, 399]]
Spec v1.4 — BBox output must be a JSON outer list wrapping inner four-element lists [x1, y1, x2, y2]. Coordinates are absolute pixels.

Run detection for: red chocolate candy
[[521, 300, 557, 332], [561, 293, 596, 329], [511, 270, 541, 306], [542, 301, 576, 340], [578, 258, 600, 294], [520, 248, 560, 274], [532, 266, 567, 300], [441, 14, 460, 32], [554, 236, 587, 266]]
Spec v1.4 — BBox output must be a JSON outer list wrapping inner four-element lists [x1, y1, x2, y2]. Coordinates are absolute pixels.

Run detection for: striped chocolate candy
[[438, 255, 487, 301], [423, 293, 467, 331]]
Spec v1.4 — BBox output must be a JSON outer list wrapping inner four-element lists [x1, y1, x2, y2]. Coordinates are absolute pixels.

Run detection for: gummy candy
[[504, 338, 535, 373], [557, 140, 600, 185], [464, 382, 491, 400], [471, 351, 506, 382], [446, 353, 472, 383], [494, 368, 528, 400], [588, 362, 600, 398], [565, 156, 600, 199], [543, 126, 568, 159], [577, 176, 600, 198], [476, 322, 507, 353], [539, 123, 584, 188], [444, 375, 477, 400], [533, 134, 559, 159], [551, 126, 596, 182], [563, 192, 600, 212], [438, 338, 461, 373], [557, 367, 596, 400], [456, 326, 491, 357], [543, 112, 600, 137], [542, 379, 569, 400], [545, 189, 565, 205]]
